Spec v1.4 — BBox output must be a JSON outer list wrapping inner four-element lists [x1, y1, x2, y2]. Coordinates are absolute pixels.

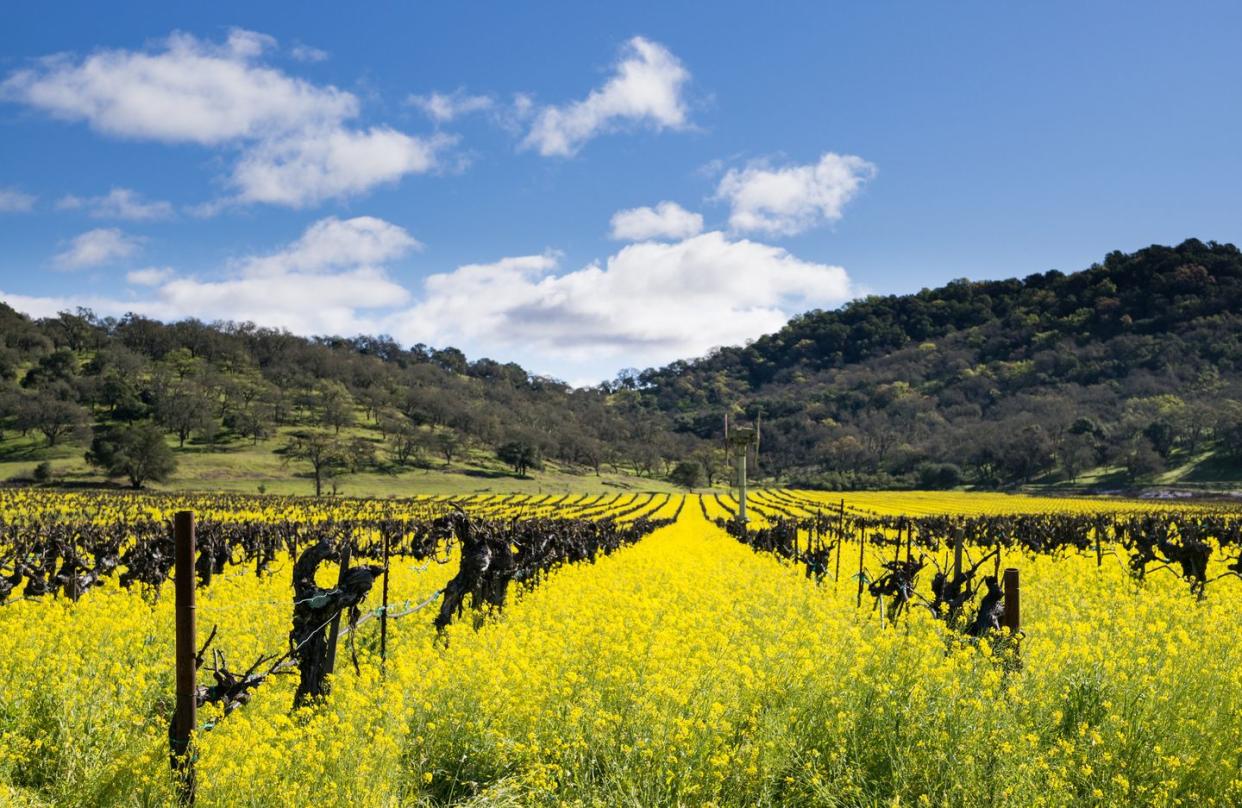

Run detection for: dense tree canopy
[[635, 239, 1242, 486], [86, 422, 178, 489]]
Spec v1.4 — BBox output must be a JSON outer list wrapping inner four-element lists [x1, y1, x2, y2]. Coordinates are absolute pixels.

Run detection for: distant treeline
[[0, 299, 696, 483]]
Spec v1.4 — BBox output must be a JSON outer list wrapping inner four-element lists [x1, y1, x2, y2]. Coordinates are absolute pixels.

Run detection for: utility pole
[[738, 440, 748, 524], [725, 424, 758, 527]]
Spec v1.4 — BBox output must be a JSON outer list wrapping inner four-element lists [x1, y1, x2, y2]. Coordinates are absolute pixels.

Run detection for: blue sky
[[1, 1, 1240, 384]]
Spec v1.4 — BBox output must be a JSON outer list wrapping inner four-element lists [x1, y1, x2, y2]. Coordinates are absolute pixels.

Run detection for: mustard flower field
[[1, 490, 1240, 807]]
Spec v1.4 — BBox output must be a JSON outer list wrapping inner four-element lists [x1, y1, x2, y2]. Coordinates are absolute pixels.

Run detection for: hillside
[[0, 306, 693, 495], [1, 238, 1240, 493], [641, 238, 1242, 489]]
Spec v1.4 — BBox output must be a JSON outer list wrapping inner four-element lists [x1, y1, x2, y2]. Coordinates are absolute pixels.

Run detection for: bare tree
[[283, 431, 351, 496]]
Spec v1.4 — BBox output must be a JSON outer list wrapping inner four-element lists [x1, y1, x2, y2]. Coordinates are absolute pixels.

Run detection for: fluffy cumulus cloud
[[11, 215, 418, 335], [522, 37, 692, 157], [391, 231, 851, 378], [1, 29, 440, 207], [161, 215, 418, 333], [609, 201, 703, 241], [57, 187, 174, 220], [153, 267, 407, 335], [407, 89, 495, 124], [231, 127, 450, 207], [54, 227, 143, 269], [0, 187, 36, 212], [716, 152, 876, 236], [237, 215, 420, 275], [1, 29, 351, 144]]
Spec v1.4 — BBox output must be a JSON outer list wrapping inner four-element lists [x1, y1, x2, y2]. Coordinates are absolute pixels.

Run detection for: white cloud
[[126, 266, 174, 286], [2, 30, 442, 208], [512, 93, 534, 118], [58, 187, 174, 220], [182, 198, 234, 218], [609, 201, 703, 241], [54, 227, 143, 269], [0, 290, 138, 320], [522, 37, 692, 157], [13, 215, 418, 335], [155, 267, 408, 335], [4, 272, 403, 337], [223, 29, 275, 59], [716, 152, 876, 236], [151, 216, 417, 333], [392, 231, 851, 378], [237, 215, 421, 275], [1, 28, 353, 144], [232, 127, 449, 207], [0, 188, 36, 212], [408, 89, 494, 123], [289, 44, 329, 63], [489, 93, 539, 136]]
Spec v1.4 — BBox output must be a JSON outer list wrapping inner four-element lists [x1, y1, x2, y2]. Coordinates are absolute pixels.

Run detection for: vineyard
[[1, 489, 1241, 806]]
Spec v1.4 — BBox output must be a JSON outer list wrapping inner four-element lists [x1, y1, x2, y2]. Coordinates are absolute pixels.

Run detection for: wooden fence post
[[171, 511, 197, 804], [380, 531, 391, 667], [833, 499, 845, 591], [323, 541, 352, 679], [66, 532, 81, 601], [1002, 567, 1020, 633], [855, 524, 866, 608], [953, 524, 964, 580]]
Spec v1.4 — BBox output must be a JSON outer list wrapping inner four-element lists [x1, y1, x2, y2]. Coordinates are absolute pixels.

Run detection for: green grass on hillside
[[0, 420, 685, 497]]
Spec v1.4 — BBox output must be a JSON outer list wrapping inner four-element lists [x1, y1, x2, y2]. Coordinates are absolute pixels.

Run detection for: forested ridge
[[1, 237, 1240, 491], [638, 238, 1242, 487]]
